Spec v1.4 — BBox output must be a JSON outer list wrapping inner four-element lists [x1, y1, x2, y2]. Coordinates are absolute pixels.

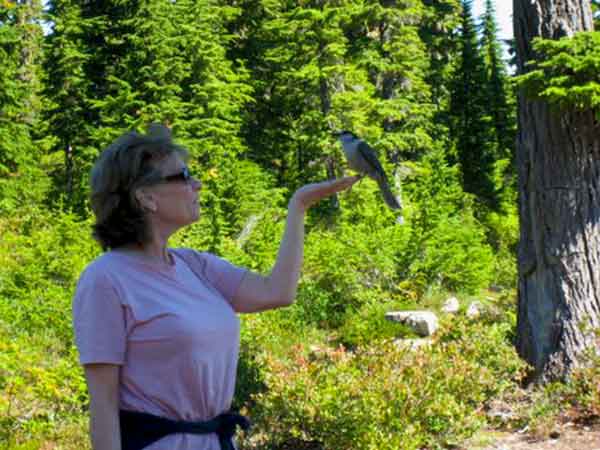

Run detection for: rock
[[393, 338, 432, 351], [385, 311, 439, 336], [441, 296, 460, 314], [466, 301, 482, 318]]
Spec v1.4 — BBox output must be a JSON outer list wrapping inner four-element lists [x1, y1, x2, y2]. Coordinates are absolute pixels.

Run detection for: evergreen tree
[[44, 0, 252, 214], [86, 0, 188, 142], [175, 0, 253, 249], [448, 0, 497, 208], [0, 0, 45, 211], [480, 0, 514, 161], [419, 0, 462, 121], [44, 0, 92, 206], [0, 1, 40, 173], [234, 0, 438, 205], [349, 1, 435, 161], [235, 0, 356, 195], [175, 0, 252, 164], [513, 0, 599, 380]]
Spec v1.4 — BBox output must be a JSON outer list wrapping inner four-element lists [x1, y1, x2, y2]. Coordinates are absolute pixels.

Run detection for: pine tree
[[0, 0, 45, 211], [349, 1, 435, 161], [82, 0, 190, 149], [480, 0, 514, 161], [514, 0, 599, 380], [44, 0, 252, 212], [175, 0, 253, 249], [44, 0, 92, 206], [175, 0, 252, 164], [234, 1, 438, 201], [419, 0, 462, 120], [0, 1, 41, 173], [235, 0, 356, 194], [448, 0, 497, 208]]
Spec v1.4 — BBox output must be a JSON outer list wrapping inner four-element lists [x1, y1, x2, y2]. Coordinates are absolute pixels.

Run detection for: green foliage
[[515, 31, 600, 113], [0, 320, 89, 447], [409, 214, 494, 294], [242, 317, 526, 450], [481, 161, 519, 288], [1, 0, 529, 447], [400, 148, 495, 295], [419, 0, 462, 117], [337, 299, 413, 348], [43, 0, 253, 211], [480, 0, 516, 163], [561, 327, 600, 419], [447, 0, 497, 207], [446, 0, 517, 210], [0, 0, 45, 203], [0, 210, 98, 340]]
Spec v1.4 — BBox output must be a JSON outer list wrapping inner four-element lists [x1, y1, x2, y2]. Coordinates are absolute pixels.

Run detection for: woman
[[72, 124, 358, 450]]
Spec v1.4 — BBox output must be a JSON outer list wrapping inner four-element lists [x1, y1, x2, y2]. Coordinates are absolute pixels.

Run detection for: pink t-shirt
[[72, 248, 248, 450]]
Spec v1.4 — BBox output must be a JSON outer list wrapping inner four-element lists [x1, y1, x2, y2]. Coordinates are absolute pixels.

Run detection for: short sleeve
[[72, 270, 127, 365], [176, 249, 248, 304]]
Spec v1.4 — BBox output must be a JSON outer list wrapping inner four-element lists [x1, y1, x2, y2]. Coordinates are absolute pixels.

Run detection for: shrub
[[0, 210, 98, 339], [241, 317, 527, 450], [408, 214, 495, 294]]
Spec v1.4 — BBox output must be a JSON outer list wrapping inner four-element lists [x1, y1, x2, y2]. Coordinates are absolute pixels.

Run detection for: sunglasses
[[160, 167, 193, 184]]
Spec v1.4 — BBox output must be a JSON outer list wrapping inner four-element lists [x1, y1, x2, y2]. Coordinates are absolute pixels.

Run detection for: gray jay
[[335, 130, 401, 210]]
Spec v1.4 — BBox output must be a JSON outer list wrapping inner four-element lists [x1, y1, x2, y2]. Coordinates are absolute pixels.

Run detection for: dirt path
[[467, 424, 600, 449]]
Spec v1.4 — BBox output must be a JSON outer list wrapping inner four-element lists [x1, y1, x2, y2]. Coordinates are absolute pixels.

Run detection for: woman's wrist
[[288, 194, 308, 215]]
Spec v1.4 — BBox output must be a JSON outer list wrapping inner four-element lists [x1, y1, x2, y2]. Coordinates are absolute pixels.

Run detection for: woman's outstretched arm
[[231, 176, 359, 313]]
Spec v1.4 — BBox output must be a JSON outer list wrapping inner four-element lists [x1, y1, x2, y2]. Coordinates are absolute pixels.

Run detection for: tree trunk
[[514, 0, 600, 381]]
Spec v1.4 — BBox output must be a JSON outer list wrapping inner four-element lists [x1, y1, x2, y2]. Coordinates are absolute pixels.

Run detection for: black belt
[[119, 409, 251, 450]]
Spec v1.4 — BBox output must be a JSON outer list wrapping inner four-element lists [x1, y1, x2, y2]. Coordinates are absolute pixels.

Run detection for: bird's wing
[[357, 141, 387, 179]]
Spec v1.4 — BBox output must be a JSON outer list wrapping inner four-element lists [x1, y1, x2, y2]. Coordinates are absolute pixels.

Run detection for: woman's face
[[146, 153, 201, 232]]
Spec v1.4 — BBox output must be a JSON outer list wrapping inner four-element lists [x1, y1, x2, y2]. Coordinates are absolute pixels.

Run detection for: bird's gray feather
[[356, 141, 387, 181], [338, 133, 401, 210]]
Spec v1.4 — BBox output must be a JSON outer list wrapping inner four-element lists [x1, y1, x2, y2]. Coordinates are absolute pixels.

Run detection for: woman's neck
[[120, 241, 172, 265]]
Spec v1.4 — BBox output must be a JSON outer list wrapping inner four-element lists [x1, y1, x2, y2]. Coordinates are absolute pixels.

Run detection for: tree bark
[[514, 0, 600, 380]]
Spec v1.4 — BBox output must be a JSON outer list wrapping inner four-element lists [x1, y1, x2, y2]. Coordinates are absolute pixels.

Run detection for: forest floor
[[464, 418, 600, 449]]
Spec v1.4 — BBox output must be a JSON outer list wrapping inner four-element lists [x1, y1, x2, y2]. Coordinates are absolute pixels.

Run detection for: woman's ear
[[135, 187, 157, 213]]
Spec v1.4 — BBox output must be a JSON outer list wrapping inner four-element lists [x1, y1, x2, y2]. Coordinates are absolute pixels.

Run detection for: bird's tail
[[377, 179, 401, 210]]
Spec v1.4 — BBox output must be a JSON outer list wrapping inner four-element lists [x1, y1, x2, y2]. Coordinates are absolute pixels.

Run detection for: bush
[[409, 214, 495, 294], [241, 317, 527, 450], [0, 321, 88, 447], [0, 210, 98, 339]]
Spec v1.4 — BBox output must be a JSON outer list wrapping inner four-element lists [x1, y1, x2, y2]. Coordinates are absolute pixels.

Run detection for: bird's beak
[[331, 131, 342, 137]]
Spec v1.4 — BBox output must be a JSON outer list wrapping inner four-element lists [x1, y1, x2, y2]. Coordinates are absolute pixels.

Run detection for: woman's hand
[[230, 175, 360, 313], [289, 176, 360, 213]]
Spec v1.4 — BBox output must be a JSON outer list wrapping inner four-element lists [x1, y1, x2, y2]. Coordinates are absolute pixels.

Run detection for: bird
[[334, 130, 401, 210]]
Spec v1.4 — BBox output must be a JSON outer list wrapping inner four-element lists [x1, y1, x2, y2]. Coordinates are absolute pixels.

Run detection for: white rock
[[393, 338, 432, 351], [466, 302, 482, 318], [441, 296, 460, 314], [385, 311, 439, 336]]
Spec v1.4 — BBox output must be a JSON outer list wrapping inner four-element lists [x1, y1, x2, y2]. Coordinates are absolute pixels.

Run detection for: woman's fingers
[[291, 176, 361, 210], [313, 176, 359, 194], [331, 175, 361, 191], [306, 176, 357, 197]]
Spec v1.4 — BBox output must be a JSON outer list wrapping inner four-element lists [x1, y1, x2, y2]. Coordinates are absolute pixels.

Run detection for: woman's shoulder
[[172, 247, 231, 268], [77, 251, 130, 286], [171, 247, 211, 261]]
